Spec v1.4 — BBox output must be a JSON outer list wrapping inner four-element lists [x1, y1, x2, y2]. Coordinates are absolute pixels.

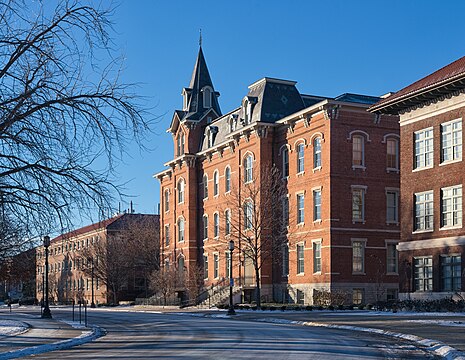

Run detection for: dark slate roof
[[335, 93, 381, 105], [301, 94, 330, 107], [199, 108, 240, 152], [245, 78, 305, 123], [369, 55, 465, 114], [182, 46, 222, 121]]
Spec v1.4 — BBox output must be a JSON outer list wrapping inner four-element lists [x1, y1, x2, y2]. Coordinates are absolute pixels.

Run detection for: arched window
[[352, 135, 364, 167], [225, 167, 231, 193], [178, 257, 185, 272], [244, 155, 253, 183], [243, 201, 253, 230], [177, 132, 185, 156], [203, 174, 208, 199], [225, 209, 231, 235], [296, 143, 305, 173], [203, 87, 212, 108], [214, 212, 219, 238], [282, 147, 289, 178], [243, 99, 250, 125], [177, 179, 185, 204], [386, 138, 399, 170], [203, 214, 208, 240], [177, 218, 185, 242], [213, 171, 219, 196], [313, 137, 322, 168]]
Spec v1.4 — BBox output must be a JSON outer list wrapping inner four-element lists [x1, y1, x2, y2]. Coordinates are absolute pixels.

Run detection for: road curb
[[0, 321, 105, 360], [252, 317, 465, 360]]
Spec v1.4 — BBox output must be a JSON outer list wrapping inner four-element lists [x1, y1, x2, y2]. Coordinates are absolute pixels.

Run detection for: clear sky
[[110, 0, 465, 215]]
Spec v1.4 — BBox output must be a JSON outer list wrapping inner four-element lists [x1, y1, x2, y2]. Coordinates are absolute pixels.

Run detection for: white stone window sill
[[412, 165, 433, 173], [412, 229, 433, 234], [386, 272, 398, 276], [297, 222, 305, 227], [352, 220, 366, 224], [313, 271, 322, 275], [386, 168, 399, 174], [203, 197, 208, 201], [439, 225, 463, 231], [352, 165, 366, 171], [296, 171, 305, 177], [386, 221, 399, 226], [313, 166, 322, 173], [296, 273, 305, 276], [352, 272, 366, 276], [225, 191, 231, 195], [439, 158, 462, 167], [313, 219, 322, 225]]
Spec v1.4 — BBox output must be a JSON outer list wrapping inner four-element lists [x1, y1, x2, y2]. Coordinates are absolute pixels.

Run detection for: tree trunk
[[254, 264, 261, 308]]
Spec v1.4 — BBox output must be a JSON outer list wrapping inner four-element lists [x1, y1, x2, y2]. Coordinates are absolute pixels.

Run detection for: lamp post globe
[[227, 240, 236, 315], [41, 236, 52, 319]]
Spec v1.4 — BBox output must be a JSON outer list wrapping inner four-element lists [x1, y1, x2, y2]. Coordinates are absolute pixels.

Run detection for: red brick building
[[370, 57, 465, 300], [156, 47, 400, 305]]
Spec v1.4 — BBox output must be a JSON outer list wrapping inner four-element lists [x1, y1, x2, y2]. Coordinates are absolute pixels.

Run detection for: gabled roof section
[[369, 55, 465, 114]]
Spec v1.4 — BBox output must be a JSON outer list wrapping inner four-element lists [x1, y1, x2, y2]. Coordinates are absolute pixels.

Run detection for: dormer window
[[202, 86, 213, 109], [229, 115, 238, 133], [206, 129, 213, 147], [182, 88, 191, 111], [243, 99, 250, 125]]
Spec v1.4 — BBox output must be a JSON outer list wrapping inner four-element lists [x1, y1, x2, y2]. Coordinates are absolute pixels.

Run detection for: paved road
[[17, 308, 437, 359]]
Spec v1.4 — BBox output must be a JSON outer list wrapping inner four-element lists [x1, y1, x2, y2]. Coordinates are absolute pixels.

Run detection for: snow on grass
[[0, 321, 104, 360], [0, 320, 28, 337], [404, 319, 465, 328]]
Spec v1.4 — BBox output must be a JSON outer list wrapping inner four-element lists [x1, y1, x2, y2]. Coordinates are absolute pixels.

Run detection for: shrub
[[281, 305, 286, 311], [328, 305, 334, 311], [337, 304, 344, 310], [261, 306, 267, 311], [305, 305, 313, 311], [251, 306, 257, 311], [269, 306, 276, 311]]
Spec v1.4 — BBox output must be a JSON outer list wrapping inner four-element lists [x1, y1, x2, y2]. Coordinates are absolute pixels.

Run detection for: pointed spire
[[199, 28, 202, 47]]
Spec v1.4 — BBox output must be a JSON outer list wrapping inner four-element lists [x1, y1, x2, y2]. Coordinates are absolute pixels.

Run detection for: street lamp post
[[91, 258, 95, 308], [227, 240, 236, 316], [41, 236, 52, 319]]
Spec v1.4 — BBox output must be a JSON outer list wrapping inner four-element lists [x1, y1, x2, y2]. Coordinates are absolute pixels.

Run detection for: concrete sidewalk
[[0, 310, 96, 359]]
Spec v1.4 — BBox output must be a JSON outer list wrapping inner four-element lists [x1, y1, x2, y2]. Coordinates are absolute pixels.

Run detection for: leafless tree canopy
[[0, 0, 151, 243]]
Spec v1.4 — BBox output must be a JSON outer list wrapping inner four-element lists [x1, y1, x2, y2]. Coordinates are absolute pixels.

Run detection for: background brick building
[[370, 56, 465, 300], [156, 46, 400, 305]]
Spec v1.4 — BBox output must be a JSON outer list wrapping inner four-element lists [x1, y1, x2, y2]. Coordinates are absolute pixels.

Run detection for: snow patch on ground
[[0, 320, 28, 337], [404, 319, 465, 328], [0, 321, 104, 360], [254, 317, 465, 360]]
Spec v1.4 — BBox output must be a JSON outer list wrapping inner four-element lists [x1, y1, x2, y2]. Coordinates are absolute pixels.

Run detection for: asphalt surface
[[11, 308, 438, 359]]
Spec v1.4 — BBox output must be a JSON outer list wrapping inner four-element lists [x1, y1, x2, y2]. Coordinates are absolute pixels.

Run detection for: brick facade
[[156, 47, 400, 305]]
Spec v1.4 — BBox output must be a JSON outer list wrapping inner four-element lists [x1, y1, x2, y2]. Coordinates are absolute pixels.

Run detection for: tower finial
[[199, 28, 202, 47]]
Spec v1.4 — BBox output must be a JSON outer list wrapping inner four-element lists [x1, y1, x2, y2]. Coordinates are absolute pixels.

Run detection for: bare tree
[[0, 0, 152, 246], [224, 165, 288, 307], [185, 264, 205, 305], [149, 266, 178, 306], [81, 215, 159, 304]]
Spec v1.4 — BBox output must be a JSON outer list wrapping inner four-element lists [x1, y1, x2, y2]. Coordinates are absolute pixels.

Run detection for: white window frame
[[297, 143, 305, 173], [386, 241, 398, 274], [386, 138, 399, 171], [313, 137, 322, 169], [312, 240, 321, 273], [213, 253, 219, 279], [414, 127, 433, 170], [177, 179, 185, 204], [164, 189, 170, 212], [164, 224, 170, 246], [441, 254, 462, 292], [441, 119, 462, 164], [414, 256, 433, 292], [213, 212, 219, 238], [177, 218, 185, 243], [414, 190, 434, 232], [297, 193, 305, 224], [352, 135, 365, 169], [213, 170, 219, 197], [313, 189, 321, 222], [203, 174, 208, 199], [386, 188, 399, 224], [225, 209, 231, 235], [244, 201, 253, 230], [203, 255, 209, 280], [225, 166, 231, 193], [203, 214, 208, 240], [244, 155, 253, 183], [352, 239, 366, 274], [441, 185, 462, 229], [296, 243, 305, 275], [351, 186, 366, 223]]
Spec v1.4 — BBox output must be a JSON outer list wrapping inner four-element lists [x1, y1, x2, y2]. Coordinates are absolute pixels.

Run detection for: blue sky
[[111, 0, 465, 215]]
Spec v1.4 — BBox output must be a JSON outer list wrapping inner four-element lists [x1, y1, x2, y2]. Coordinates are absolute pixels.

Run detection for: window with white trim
[[353, 289, 364, 305], [297, 244, 304, 274], [313, 241, 321, 273], [225, 167, 231, 193], [313, 189, 321, 221], [213, 253, 219, 279], [244, 155, 253, 183], [386, 243, 398, 273], [441, 185, 462, 228], [313, 137, 322, 168], [352, 188, 365, 222], [164, 225, 170, 246], [414, 128, 433, 169], [414, 257, 432, 291], [177, 179, 185, 204], [386, 190, 399, 223], [297, 193, 305, 224], [177, 218, 185, 243], [225, 209, 231, 235], [164, 189, 169, 212], [203, 255, 208, 279], [203, 215, 208, 240], [282, 243, 289, 276], [213, 213, 219, 238], [441, 255, 461, 291], [352, 240, 365, 273], [297, 143, 304, 173], [386, 138, 399, 170], [352, 135, 364, 167], [177, 132, 185, 156], [282, 147, 289, 178], [441, 119, 462, 163], [282, 197, 289, 227], [213, 171, 219, 196], [203, 175, 208, 199], [415, 191, 434, 231], [244, 201, 253, 230]]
